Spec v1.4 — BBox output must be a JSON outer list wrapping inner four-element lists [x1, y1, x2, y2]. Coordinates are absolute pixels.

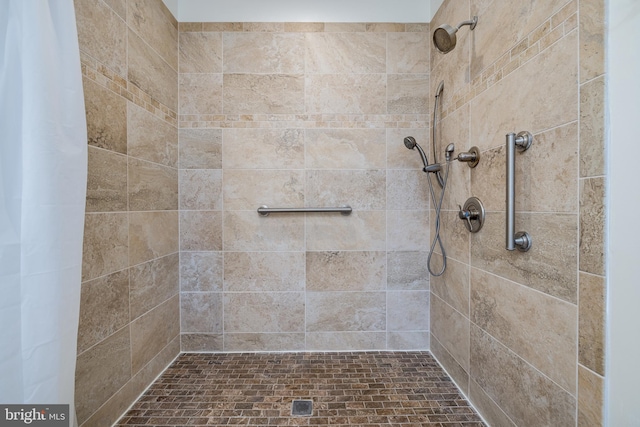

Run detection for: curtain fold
[[0, 1, 87, 425]]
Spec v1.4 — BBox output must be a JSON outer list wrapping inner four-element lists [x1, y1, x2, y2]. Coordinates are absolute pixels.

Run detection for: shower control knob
[[458, 197, 485, 233]]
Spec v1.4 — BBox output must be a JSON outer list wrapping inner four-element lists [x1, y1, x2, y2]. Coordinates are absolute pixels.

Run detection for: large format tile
[[578, 364, 604, 426], [179, 211, 223, 251], [224, 333, 305, 352], [430, 333, 469, 395], [223, 211, 304, 251], [128, 158, 178, 211], [579, 272, 605, 375], [178, 129, 222, 169], [75, 327, 131, 424], [305, 129, 386, 170], [471, 268, 577, 393], [82, 213, 128, 281], [387, 210, 430, 251], [305, 33, 386, 73], [128, 30, 178, 110], [224, 292, 305, 333], [430, 257, 469, 316], [306, 251, 386, 292], [387, 169, 430, 210], [181, 333, 223, 352], [470, 31, 578, 151], [386, 127, 429, 170], [306, 170, 386, 210], [223, 170, 304, 211], [130, 295, 180, 374], [224, 252, 305, 292], [579, 76, 605, 177], [179, 32, 223, 73], [470, 326, 576, 427], [306, 292, 386, 332], [179, 73, 223, 115], [77, 270, 129, 354], [129, 211, 178, 266], [387, 74, 429, 114], [86, 146, 127, 212], [306, 211, 385, 251], [387, 32, 429, 74], [130, 253, 179, 320], [387, 251, 429, 291], [579, 177, 605, 276], [180, 292, 223, 333], [180, 251, 223, 292], [128, 0, 178, 70], [75, 0, 126, 76], [306, 332, 386, 351], [179, 169, 223, 210], [305, 74, 386, 114], [224, 33, 305, 73], [388, 291, 430, 331], [83, 78, 127, 154], [579, 0, 605, 82], [128, 103, 178, 168], [430, 293, 469, 372], [470, 212, 578, 304], [223, 74, 305, 114], [222, 128, 304, 170]]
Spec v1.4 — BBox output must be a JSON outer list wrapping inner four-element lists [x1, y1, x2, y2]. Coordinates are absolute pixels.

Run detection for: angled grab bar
[[258, 205, 352, 217], [506, 131, 533, 252]]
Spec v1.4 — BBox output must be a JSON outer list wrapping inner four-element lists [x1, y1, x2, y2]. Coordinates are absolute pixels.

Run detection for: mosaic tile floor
[[116, 351, 486, 426]]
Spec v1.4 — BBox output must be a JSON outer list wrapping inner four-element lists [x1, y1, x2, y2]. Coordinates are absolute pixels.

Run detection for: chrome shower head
[[433, 16, 478, 54], [404, 136, 429, 172]]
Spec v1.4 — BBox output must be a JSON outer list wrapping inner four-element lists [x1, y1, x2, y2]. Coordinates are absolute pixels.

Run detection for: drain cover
[[291, 399, 313, 416]]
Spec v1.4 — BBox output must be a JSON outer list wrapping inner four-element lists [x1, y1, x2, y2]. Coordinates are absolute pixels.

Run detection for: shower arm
[[456, 16, 478, 31]]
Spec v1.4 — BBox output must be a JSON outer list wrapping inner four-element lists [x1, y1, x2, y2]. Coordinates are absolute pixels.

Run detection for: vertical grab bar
[[505, 131, 533, 252]]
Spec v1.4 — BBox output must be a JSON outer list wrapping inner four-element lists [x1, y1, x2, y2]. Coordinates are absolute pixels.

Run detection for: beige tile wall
[[74, 0, 179, 425], [429, 0, 606, 425], [178, 22, 432, 352]]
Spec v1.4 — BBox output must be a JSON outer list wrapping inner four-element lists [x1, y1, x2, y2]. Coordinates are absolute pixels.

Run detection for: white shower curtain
[[0, 1, 87, 425]]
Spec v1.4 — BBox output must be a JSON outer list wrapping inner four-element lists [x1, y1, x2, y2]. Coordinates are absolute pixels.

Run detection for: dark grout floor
[[116, 351, 486, 426]]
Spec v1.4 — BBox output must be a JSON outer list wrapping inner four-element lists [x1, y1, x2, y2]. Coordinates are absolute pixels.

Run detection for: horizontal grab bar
[[257, 205, 352, 217]]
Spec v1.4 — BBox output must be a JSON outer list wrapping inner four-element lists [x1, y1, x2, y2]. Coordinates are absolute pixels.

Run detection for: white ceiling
[[162, 0, 444, 23]]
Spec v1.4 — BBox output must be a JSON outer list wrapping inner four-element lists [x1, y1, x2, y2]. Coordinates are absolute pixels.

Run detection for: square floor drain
[[291, 399, 313, 416]]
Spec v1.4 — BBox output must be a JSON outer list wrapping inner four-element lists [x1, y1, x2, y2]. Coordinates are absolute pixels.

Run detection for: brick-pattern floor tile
[[116, 352, 486, 426]]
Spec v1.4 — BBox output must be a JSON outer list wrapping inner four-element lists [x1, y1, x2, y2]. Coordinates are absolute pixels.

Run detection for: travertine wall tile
[[387, 32, 429, 74], [387, 251, 429, 291], [579, 177, 605, 275], [224, 33, 305, 73], [224, 252, 305, 292], [224, 211, 304, 251], [387, 169, 430, 210], [224, 333, 305, 352], [224, 74, 305, 114], [179, 73, 223, 115], [387, 331, 430, 350], [306, 332, 386, 351], [179, 129, 222, 169], [77, 270, 129, 354], [306, 212, 385, 251], [387, 291, 430, 331], [471, 326, 576, 427], [578, 365, 604, 426], [305, 33, 386, 73], [128, 103, 178, 168], [431, 293, 469, 372], [430, 257, 469, 315], [83, 78, 127, 154], [223, 128, 304, 170], [580, 75, 605, 177], [223, 170, 303, 210], [130, 253, 179, 320], [306, 292, 386, 332], [75, 0, 127, 76], [180, 292, 223, 333], [75, 327, 131, 423], [579, 0, 605, 82], [128, 0, 178, 70], [306, 251, 386, 292], [579, 272, 605, 375], [387, 74, 429, 114], [471, 268, 577, 393], [130, 296, 179, 373], [129, 211, 178, 266], [430, 333, 469, 395], [86, 146, 128, 212], [305, 129, 386, 169], [180, 211, 222, 251], [128, 157, 178, 211], [306, 170, 386, 210], [179, 169, 223, 210], [305, 74, 386, 114], [387, 210, 430, 251], [469, 380, 516, 427], [82, 213, 129, 281], [179, 32, 223, 73], [224, 292, 305, 332], [180, 251, 223, 292], [128, 30, 178, 110], [180, 333, 223, 352]]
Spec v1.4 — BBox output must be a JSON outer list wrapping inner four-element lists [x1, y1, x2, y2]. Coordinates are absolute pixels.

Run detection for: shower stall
[[71, 0, 610, 425]]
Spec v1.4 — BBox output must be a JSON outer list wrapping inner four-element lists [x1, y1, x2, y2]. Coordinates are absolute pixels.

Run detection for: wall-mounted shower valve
[[458, 197, 485, 233], [456, 146, 480, 168]]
